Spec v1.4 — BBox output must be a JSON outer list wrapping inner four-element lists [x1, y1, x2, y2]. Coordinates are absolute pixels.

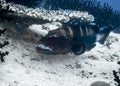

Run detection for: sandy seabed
[[0, 29, 120, 86]]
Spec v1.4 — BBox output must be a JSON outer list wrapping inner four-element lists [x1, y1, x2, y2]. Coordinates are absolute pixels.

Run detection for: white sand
[[0, 29, 120, 86]]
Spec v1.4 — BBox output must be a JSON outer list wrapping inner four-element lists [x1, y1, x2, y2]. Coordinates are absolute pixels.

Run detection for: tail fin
[[97, 26, 113, 44]]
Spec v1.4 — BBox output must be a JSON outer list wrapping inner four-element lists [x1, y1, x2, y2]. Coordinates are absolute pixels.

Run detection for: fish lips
[[37, 43, 54, 54]]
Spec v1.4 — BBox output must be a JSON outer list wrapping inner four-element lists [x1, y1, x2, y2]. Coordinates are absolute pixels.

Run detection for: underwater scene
[[0, 0, 120, 86]]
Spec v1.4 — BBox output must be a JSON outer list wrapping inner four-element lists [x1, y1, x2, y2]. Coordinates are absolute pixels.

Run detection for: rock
[[90, 81, 110, 86]]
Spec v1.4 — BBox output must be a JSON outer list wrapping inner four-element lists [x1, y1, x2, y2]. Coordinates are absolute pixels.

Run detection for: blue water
[[97, 0, 120, 11], [6, 0, 120, 11]]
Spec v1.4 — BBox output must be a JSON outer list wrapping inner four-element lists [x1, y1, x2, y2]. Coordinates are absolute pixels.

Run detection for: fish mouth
[[37, 36, 71, 54], [37, 35, 59, 54], [37, 43, 54, 54]]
